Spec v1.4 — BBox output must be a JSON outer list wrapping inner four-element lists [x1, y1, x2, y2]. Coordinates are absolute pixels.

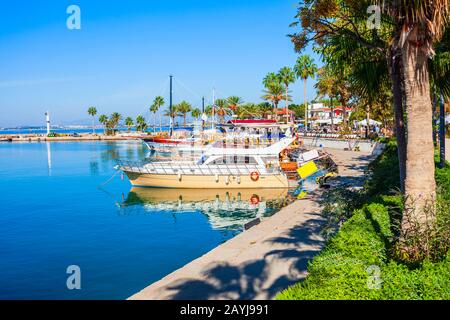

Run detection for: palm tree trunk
[[304, 79, 308, 129], [184, 114, 187, 127], [92, 117, 95, 134], [389, 49, 407, 193], [401, 36, 436, 229]]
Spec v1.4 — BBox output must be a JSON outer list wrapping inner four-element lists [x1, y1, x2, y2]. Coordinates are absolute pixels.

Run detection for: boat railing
[[116, 160, 281, 176]]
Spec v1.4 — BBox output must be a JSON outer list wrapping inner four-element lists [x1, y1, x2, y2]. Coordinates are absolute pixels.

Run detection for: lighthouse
[[45, 111, 51, 135]]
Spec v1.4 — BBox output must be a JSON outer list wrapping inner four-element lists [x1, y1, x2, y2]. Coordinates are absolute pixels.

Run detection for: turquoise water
[[0, 141, 288, 300]]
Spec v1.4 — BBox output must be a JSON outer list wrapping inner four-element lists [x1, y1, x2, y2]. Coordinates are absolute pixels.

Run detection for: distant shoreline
[[0, 132, 148, 142]]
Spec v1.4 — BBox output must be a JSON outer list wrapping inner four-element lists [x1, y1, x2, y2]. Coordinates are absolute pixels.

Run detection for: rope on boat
[[98, 169, 121, 188]]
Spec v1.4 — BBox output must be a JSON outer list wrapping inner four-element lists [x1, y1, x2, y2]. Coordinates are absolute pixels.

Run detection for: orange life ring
[[250, 194, 260, 205], [250, 171, 260, 182]]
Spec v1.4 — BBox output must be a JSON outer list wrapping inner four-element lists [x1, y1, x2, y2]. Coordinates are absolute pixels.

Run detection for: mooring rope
[[98, 169, 121, 188]]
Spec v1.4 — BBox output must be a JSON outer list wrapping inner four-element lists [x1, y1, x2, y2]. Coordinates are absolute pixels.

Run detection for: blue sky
[[0, 1, 320, 127]]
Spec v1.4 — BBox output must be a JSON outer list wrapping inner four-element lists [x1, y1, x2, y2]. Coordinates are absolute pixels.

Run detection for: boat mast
[[169, 75, 173, 137]]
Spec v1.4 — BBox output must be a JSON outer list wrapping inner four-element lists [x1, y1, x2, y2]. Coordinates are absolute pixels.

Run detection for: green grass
[[277, 142, 450, 300]]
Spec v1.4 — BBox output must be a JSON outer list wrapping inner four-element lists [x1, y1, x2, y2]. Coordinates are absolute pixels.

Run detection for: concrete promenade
[[130, 148, 375, 300]]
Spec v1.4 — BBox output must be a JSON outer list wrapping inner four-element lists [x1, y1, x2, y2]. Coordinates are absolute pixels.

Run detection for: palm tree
[[99, 114, 108, 135], [150, 96, 164, 132], [191, 108, 201, 120], [110, 112, 122, 134], [125, 117, 134, 132], [258, 102, 275, 119], [263, 72, 279, 89], [135, 115, 147, 132], [164, 108, 178, 127], [87, 107, 97, 134], [262, 82, 286, 110], [236, 103, 261, 119], [176, 101, 192, 126], [215, 99, 230, 124], [294, 55, 318, 128], [278, 67, 296, 123], [227, 96, 244, 115], [376, 1, 450, 230]]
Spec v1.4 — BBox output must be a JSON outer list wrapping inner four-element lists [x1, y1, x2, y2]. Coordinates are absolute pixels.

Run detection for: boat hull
[[124, 172, 290, 189]]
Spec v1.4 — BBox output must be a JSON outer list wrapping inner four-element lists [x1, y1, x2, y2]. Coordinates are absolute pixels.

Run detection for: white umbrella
[[446, 115, 450, 124], [358, 119, 381, 126]]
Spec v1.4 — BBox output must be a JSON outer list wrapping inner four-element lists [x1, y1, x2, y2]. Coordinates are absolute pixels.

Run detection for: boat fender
[[225, 176, 230, 185], [178, 172, 182, 181], [237, 176, 241, 184], [250, 171, 260, 182], [250, 194, 260, 205], [215, 174, 219, 183]]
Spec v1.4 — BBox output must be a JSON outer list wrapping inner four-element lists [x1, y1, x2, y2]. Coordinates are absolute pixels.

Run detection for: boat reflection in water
[[121, 188, 294, 232]]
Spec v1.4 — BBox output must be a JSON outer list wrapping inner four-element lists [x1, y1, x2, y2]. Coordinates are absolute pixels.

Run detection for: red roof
[[276, 109, 295, 115]]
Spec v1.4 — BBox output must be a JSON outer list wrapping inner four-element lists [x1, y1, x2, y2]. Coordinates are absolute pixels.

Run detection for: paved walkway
[[129, 149, 375, 300]]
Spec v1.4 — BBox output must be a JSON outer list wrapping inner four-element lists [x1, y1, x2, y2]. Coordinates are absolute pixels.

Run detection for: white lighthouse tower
[[45, 111, 51, 135]]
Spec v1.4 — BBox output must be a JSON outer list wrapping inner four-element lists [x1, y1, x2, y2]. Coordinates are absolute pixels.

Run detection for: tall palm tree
[[278, 67, 296, 123], [125, 117, 134, 132], [99, 114, 108, 135], [263, 72, 279, 89], [262, 82, 286, 110], [294, 55, 318, 128], [376, 0, 450, 229], [176, 101, 192, 126], [87, 107, 97, 134], [150, 96, 164, 132]]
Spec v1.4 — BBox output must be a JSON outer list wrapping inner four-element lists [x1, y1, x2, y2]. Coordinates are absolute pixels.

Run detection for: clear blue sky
[[0, 0, 320, 127]]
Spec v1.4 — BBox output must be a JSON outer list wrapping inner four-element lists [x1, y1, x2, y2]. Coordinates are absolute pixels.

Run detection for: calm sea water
[[0, 141, 290, 300]]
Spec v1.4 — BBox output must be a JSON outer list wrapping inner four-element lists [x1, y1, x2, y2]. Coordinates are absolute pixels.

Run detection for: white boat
[[118, 138, 298, 189]]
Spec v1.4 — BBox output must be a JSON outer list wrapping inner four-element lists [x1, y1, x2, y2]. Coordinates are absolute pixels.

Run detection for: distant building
[[308, 103, 352, 126]]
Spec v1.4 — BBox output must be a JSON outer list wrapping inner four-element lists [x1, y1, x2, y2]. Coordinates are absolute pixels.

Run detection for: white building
[[308, 103, 352, 126]]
